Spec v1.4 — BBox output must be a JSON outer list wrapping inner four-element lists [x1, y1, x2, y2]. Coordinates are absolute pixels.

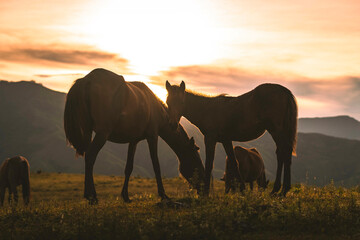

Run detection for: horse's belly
[[108, 115, 161, 143], [222, 125, 265, 142], [108, 125, 147, 143]]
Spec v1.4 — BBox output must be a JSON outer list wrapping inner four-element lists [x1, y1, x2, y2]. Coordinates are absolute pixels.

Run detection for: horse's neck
[[159, 124, 185, 152], [183, 92, 212, 129]]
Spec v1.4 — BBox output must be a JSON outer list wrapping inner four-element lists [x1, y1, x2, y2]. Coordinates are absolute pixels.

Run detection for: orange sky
[[0, 0, 359, 119]]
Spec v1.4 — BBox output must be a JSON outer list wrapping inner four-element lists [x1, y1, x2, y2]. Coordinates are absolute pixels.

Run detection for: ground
[[0, 173, 359, 240]]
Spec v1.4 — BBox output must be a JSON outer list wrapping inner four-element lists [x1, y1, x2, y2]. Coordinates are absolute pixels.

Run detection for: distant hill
[[1, 80, 360, 186], [298, 116, 360, 140]]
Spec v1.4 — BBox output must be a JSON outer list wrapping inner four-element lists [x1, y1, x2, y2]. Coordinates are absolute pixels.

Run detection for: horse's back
[[78, 69, 129, 134], [248, 148, 264, 170], [76, 69, 166, 139], [0, 156, 29, 187], [7, 156, 29, 174], [110, 81, 167, 139], [251, 84, 295, 120], [128, 81, 167, 120], [234, 146, 264, 182]]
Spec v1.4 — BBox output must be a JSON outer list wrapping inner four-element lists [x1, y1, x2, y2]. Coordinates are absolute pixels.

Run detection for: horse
[[165, 81, 297, 196], [221, 146, 269, 193], [64, 68, 204, 203], [0, 156, 31, 206]]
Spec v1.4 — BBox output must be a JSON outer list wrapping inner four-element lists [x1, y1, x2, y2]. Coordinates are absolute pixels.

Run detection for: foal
[[0, 156, 30, 206], [221, 146, 268, 193]]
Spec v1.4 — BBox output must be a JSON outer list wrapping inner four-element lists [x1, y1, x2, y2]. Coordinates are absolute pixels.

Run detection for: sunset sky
[[0, 0, 359, 119]]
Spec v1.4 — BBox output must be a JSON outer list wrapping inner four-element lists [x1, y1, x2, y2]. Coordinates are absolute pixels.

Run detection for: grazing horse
[[0, 156, 30, 206], [221, 146, 269, 193], [64, 68, 204, 203], [166, 81, 297, 196]]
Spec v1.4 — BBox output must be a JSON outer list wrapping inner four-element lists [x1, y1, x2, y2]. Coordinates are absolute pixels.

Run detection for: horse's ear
[[180, 81, 185, 92], [166, 80, 171, 92]]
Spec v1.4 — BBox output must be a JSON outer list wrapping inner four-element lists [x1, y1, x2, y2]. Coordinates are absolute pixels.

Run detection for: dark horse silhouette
[[0, 156, 30, 206], [64, 68, 204, 203], [221, 146, 269, 193], [166, 81, 297, 196]]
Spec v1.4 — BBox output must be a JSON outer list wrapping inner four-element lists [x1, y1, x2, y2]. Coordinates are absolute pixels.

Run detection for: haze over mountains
[[298, 116, 360, 141], [1, 80, 360, 186]]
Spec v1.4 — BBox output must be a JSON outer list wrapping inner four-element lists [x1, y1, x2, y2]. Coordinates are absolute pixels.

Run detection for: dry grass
[[0, 173, 359, 240]]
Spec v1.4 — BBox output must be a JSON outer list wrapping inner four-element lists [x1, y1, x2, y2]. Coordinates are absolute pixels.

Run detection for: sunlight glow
[[147, 83, 167, 103], [76, 0, 221, 75], [122, 74, 167, 102], [296, 97, 344, 118]]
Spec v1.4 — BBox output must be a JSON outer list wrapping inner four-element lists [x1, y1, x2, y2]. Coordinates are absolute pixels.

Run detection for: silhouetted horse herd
[[0, 68, 297, 206]]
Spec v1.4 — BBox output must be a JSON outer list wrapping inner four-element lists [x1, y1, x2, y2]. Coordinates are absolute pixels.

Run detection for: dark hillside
[[1, 80, 360, 186]]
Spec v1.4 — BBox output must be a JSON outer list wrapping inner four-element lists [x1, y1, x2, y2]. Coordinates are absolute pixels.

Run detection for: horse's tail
[[21, 160, 30, 204], [285, 88, 298, 156], [64, 78, 92, 157]]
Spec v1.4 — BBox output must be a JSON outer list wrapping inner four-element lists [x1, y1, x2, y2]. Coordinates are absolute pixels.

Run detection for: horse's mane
[[130, 81, 168, 114], [186, 89, 227, 98], [185, 90, 233, 105]]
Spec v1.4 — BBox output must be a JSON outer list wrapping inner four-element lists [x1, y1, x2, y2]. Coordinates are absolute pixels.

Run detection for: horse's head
[[178, 137, 205, 193], [165, 80, 186, 130], [257, 171, 269, 190]]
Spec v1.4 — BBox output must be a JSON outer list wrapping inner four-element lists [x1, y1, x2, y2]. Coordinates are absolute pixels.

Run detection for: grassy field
[[0, 173, 359, 240]]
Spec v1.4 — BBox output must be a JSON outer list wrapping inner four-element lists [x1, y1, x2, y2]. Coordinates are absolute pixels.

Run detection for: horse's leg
[[84, 133, 107, 204], [222, 141, 245, 192], [281, 147, 293, 196], [147, 136, 169, 200], [272, 137, 293, 196], [22, 183, 30, 206], [8, 187, 12, 204], [121, 141, 138, 203], [268, 130, 284, 195], [9, 182, 18, 205], [0, 187, 5, 206], [250, 182, 253, 191], [271, 147, 284, 195], [204, 136, 216, 196]]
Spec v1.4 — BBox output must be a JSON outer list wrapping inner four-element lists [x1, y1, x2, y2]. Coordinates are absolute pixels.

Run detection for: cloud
[[151, 64, 360, 120], [151, 65, 271, 94], [34, 73, 84, 78], [0, 46, 129, 70], [0, 43, 133, 92]]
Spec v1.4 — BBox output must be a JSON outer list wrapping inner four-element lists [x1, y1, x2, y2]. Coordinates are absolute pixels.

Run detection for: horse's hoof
[[156, 199, 184, 209], [122, 197, 132, 203], [281, 189, 289, 197], [270, 191, 280, 197], [270, 186, 281, 195], [86, 197, 98, 205], [161, 195, 171, 202]]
